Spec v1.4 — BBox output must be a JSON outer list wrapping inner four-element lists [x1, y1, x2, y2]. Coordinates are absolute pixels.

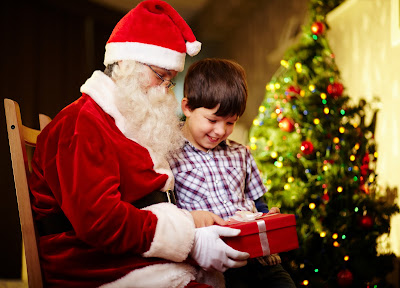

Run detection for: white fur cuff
[[99, 263, 196, 288], [142, 203, 195, 262]]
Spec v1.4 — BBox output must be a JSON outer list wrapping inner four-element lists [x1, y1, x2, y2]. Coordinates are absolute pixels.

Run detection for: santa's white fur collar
[[80, 71, 174, 190]]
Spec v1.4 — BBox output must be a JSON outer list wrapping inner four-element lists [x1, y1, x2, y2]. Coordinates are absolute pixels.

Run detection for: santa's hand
[[190, 225, 249, 272]]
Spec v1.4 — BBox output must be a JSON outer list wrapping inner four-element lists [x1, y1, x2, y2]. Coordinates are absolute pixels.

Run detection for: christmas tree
[[248, 0, 399, 287]]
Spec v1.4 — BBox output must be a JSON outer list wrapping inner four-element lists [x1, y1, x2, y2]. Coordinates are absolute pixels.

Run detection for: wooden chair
[[4, 98, 51, 288]]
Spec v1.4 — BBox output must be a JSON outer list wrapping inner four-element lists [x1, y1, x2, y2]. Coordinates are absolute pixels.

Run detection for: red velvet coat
[[29, 72, 196, 287]]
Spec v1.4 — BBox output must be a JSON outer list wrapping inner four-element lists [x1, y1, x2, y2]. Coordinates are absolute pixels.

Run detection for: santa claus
[[29, 1, 249, 287]]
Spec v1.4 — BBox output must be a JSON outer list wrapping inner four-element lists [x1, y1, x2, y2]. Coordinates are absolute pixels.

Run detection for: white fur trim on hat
[[142, 203, 195, 262], [186, 41, 201, 57], [104, 42, 186, 72]]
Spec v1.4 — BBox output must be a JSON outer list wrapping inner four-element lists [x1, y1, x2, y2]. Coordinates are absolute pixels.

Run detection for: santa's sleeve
[[142, 203, 195, 262]]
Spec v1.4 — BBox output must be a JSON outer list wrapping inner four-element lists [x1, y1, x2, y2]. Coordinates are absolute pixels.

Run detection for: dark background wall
[[0, 0, 123, 278]]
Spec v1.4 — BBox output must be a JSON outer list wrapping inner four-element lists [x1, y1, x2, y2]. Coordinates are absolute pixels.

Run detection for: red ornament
[[337, 269, 353, 287], [327, 82, 344, 98], [285, 85, 301, 100], [360, 153, 371, 177], [360, 183, 369, 194], [279, 117, 295, 132], [311, 21, 325, 35], [359, 215, 373, 229], [300, 141, 314, 155]]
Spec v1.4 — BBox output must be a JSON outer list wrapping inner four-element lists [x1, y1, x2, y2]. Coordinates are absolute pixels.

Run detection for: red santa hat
[[104, 0, 201, 72]]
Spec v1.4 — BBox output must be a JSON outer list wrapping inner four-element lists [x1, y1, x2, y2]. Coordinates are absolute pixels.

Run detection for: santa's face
[[113, 60, 184, 157], [143, 64, 178, 91], [181, 100, 238, 152]]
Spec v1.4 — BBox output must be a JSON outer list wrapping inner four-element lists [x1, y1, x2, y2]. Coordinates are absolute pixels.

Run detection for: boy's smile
[[182, 101, 238, 151]]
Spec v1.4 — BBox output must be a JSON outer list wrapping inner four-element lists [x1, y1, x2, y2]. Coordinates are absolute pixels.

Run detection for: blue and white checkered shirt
[[168, 139, 266, 220]]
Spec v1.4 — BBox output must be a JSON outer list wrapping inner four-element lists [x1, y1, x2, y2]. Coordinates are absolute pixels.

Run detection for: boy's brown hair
[[183, 58, 248, 117]]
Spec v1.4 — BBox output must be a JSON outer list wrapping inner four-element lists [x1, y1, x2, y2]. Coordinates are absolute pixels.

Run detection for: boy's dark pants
[[224, 259, 296, 288]]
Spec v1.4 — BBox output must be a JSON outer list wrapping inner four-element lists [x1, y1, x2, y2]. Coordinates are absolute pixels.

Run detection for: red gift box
[[222, 213, 299, 258]]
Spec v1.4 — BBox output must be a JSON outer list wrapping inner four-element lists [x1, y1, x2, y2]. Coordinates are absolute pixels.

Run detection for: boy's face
[[182, 101, 238, 151]]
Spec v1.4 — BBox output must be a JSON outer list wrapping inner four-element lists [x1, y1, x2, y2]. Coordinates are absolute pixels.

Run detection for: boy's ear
[[181, 97, 192, 117]]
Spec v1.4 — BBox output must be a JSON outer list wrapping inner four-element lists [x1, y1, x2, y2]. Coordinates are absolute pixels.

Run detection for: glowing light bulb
[[271, 152, 278, 158], [250, 144, 257, 150], [320, 232, 326, 237], [354, 143, 360, 150], [350, 155, 356, 161], [253, 119, 260, 126], [309, 203, 316, 209], [333, 241, 340, 247], [320, 93, 327, 99], [309, 84, 316, 92], [337, 186, 343, 193], [284, 184, 290, 190], [280, 60, 289, 68], [324, 107, 330, 114], [339, 127, 345, 133], [314, 118, 320, 125], [332, 233, 338, 239], [302, 280, 309, 286], [333, 137, 340, 144], [288, 176, 294, 183], [259, 106, 266, 113], [250, 137, 257, 143], [344, 255, 349, 261]]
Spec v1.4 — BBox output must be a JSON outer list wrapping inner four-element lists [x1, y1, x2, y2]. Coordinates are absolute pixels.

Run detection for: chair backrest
[[4, 98, 48, 288], [39, 114, 51, 130]]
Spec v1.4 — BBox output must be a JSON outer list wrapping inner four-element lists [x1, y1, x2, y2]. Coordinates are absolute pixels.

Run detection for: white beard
[[112, 61, 184, 161]]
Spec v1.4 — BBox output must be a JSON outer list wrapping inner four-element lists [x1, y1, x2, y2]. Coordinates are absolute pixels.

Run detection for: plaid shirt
[[168, 139, 267, 220]]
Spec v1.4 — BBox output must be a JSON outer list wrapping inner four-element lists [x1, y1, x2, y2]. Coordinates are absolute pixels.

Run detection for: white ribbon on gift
[[229, 211, 271, 256], [257, 219, 271, 256]]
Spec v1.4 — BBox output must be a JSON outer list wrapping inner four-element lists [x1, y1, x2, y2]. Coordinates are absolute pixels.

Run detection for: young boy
[[168, 58, 296, 288]]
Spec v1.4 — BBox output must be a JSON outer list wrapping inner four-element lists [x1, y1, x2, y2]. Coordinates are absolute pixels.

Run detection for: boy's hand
[[267, 207, 280, 214], [190, 210, 228, 227]]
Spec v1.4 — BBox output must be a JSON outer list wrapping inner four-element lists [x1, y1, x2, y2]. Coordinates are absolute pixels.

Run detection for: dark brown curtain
[[0, 0, 123, 278]]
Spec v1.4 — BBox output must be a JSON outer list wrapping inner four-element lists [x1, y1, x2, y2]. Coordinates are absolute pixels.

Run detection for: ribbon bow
[[230, 211, 264, 222]]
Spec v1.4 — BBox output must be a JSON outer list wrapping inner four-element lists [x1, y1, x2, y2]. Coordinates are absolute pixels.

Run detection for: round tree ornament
[[311, 21, 325, 35], [337, 269, 353, 287], [301, 141, 314, 155]]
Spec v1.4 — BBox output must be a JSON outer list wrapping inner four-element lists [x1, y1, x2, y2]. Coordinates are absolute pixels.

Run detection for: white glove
[[190, 225, 250, 272]]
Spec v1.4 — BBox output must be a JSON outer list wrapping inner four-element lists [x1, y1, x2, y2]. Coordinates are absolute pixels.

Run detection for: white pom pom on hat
[[104, 0, 201, 72]]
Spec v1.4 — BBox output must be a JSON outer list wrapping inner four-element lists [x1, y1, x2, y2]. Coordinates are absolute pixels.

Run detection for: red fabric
[[222, 214, 299, 258], [29, 94, 171, 287], [185, 281, 212, 288], [108, 0, 196, 53]]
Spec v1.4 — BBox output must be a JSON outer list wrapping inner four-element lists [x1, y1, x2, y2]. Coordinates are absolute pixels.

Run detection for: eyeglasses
[[145, 64, 176, 89]]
